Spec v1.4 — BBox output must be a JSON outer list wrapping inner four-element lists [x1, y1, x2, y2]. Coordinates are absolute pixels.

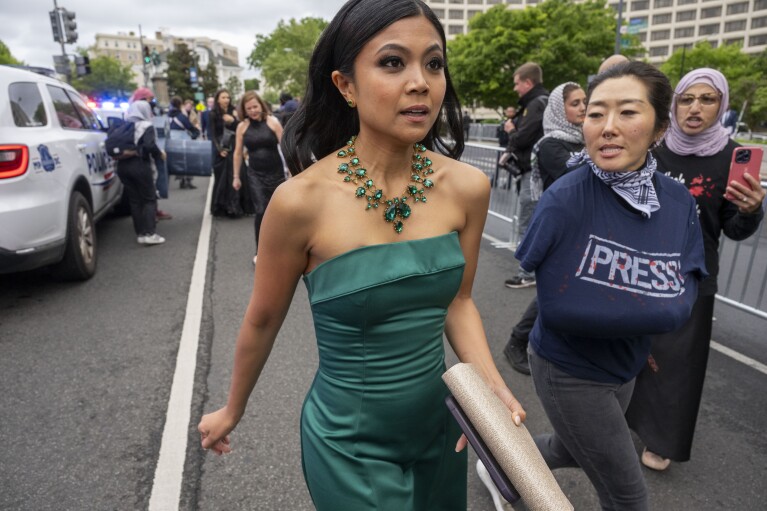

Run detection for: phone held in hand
[[724, 146, 764, 201], [445, 395, 521, 504]]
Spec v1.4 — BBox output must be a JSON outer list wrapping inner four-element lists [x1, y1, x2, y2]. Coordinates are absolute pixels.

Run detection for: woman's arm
[[232, 121, 248, 191], [266, 115, 283, 143], [198, 179, 314, 454], [443, 165, 526, 432]]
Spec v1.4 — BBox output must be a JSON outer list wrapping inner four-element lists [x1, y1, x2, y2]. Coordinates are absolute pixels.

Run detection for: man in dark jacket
[[503, 62, 548, 289]]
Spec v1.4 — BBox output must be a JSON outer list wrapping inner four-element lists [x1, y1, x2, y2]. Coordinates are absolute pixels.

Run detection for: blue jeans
[[529, 349, 648, 511]]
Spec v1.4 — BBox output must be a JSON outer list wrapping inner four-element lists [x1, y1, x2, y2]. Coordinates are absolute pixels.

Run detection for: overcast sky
[[3, 0, 348, 78]]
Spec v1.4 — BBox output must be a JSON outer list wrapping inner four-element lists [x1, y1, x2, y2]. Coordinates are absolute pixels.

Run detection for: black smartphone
[[445, 395, 521, 504]]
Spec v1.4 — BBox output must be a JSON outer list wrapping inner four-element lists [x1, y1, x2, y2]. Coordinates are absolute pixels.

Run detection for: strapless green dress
[[301, 232, 468, 511]]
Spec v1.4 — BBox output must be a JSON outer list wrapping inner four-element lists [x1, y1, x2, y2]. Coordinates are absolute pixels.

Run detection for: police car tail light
[[0, 145, 29, 179]]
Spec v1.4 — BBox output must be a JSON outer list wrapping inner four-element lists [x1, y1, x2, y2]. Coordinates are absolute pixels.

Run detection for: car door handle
[[77, 143, 88, 152]]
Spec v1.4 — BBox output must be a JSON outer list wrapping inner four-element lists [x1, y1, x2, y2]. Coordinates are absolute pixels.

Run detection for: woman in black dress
[[209, 89, 254, 217], [232, 91, 285, 263]]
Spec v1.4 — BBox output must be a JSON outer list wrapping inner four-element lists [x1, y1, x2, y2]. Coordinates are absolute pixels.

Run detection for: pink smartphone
[[724, 146, 763, 201]]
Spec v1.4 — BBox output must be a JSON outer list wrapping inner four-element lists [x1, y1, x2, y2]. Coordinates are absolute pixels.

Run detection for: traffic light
[[143, 46, 151, 64], [61, 9, 77, 44], [75, 55, 91, 76], [151, 50, 161, 66], [49, 10, 63, 43]]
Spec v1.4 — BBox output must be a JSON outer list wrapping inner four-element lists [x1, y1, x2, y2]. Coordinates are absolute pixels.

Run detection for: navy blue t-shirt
[[516, 165, 707, 383]]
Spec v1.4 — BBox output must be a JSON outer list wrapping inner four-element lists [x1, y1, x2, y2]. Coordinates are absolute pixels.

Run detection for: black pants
[[117, 158, 157, 236], [506, 296, 538, 349]]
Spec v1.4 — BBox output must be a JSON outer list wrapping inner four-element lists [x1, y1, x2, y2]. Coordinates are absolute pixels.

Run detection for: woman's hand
[[220, 150, 229, 158], [222, 113, 235, 124], [198, 407, 239, 456], [727, 172, 766, 214], [454, 383, 527, 452], [233, 175, 241, 191]]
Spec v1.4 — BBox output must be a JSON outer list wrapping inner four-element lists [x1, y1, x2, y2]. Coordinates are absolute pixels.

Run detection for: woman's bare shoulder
[[429, 152, 490, 199]]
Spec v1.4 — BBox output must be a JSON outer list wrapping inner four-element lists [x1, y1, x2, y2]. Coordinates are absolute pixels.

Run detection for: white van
[[0, 66, 124, 280]]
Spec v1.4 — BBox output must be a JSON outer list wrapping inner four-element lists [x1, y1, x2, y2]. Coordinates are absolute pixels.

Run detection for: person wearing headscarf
[[502, 82, 587, 378], [116, 101, 167, 245], [626, 68, 765, 471]]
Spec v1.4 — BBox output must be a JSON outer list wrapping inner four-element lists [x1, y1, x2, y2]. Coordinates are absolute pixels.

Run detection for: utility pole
[[614, 0, 624, 55], [52, 0, 69, 82]]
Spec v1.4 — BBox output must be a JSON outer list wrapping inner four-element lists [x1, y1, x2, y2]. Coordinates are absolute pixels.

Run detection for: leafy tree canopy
[[0, 39, 23, 65], [225, 75, 243, 102], [244, 77, 261, 92], [200, 57, 219, 98], [448, 0, 642, 112], [660, 42, 767, 126], [166, 43, 198, 100], [247, 17, 328, 98], [70, 55, 136, 99]]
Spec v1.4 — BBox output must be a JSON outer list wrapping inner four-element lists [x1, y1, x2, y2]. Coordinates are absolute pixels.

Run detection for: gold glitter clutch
[[442, 363, 573, 511]]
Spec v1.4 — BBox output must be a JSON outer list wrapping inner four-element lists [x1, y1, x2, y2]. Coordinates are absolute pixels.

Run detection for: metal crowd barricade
[[460, 141, 767, 318]]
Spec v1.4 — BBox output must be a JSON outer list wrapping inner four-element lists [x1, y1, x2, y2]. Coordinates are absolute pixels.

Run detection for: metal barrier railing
[[461, 142, 767, 317]]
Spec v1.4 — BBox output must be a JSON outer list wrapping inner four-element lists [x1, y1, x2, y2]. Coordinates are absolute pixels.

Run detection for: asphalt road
[[1, 177, 765, 510]]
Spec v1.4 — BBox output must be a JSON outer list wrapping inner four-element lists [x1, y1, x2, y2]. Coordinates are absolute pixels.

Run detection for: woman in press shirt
[[626, 68, 765, 472]]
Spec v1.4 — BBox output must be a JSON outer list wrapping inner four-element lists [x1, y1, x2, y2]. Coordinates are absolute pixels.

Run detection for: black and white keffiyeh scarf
[[566, 149, 660, 218]]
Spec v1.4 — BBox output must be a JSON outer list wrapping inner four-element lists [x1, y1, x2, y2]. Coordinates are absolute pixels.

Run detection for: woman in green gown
[[198, 1, 526, 509]]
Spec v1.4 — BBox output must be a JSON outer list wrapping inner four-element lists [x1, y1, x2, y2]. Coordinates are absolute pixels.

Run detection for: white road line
[[711, 340, 767, 376], [148, 179, 214, 511], [483, 231, 767, 376]]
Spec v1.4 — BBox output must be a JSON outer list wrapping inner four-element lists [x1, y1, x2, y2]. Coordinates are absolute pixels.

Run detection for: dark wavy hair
[[281, 0, 464, 175], [587, 61, 672, 135]]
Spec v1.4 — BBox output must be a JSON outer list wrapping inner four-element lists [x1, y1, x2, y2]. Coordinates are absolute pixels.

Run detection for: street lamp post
[[614, 0, 624, 55]]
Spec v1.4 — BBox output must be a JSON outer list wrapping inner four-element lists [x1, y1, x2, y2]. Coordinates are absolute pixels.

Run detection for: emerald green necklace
[[337, 135, 434, 233]]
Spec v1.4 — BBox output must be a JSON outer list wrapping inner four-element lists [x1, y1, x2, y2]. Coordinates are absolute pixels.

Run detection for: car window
[[66, 90, 102, 130], [8, 82, 48, 127], [46, 85, 84, 130]]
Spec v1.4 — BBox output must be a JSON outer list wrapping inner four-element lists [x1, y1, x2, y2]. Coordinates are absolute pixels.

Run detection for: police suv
[[0, 66, 123, 280]]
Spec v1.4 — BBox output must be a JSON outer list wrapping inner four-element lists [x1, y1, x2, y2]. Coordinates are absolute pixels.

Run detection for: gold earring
[[347, 98, 356, 108]]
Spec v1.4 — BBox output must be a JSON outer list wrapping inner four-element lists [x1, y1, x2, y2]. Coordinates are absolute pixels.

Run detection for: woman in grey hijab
[[116, 101, 166, 245]]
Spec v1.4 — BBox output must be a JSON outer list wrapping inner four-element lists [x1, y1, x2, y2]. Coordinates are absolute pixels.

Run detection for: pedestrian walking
[[115, 101, 166, 246], [501, 82, 586, 376], [626, 68, 765, 472], [518, 61, 707, 510], [197, 2, 526, 510], [232, 91, 285, 265]]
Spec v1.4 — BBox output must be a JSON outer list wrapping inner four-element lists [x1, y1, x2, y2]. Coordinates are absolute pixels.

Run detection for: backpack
[[105, 121, 138, 160]]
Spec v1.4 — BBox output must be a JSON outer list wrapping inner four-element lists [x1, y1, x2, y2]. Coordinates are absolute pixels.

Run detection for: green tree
[[247, 17, 328, 98], [0, 39, 23, 65], [448, 0, 642, 111], [70, 55, 136, 99], [200, 57, 219, 97], [226, 76, 243, 102], [660, 42, 766, 128], [244, 77, 261, 92], [166, 43, 198, 99]]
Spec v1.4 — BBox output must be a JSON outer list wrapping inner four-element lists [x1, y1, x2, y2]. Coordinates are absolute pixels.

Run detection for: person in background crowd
[[500, 82, 586, 377], [197, 1, 526, 509], [462, 110, 472, 140], [598, 54, 629, 74], [115, 101, 167, 246], [277, 91, 299, 127], [496, 106, 516, 147], [129, 87, 172, 221], [201, 96, 215, 139], [232, 91, 285, 265], [722, 106, 738, 136], [626, 68, 765, 472], [168, 96, 201, 190], [520, 61, 706, 510], [502, 62, 549, 289], [209, 89, 253, 217], [184, 98, 201, 131]]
